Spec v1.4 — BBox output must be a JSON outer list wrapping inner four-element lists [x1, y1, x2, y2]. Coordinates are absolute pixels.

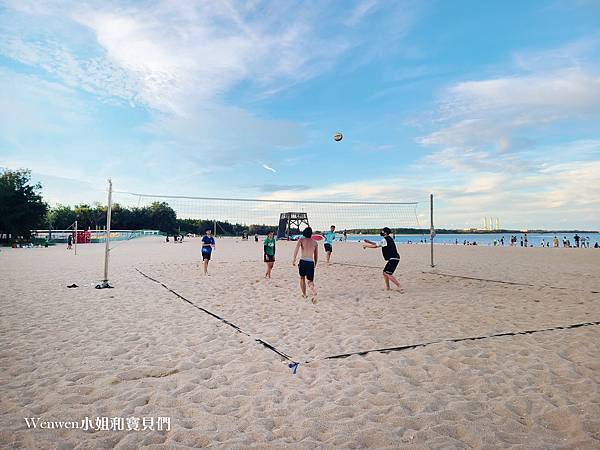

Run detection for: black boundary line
[[135, 268, 298, 366], [423, 271, 600, 294], [135, 267, 600, 371], [424, 271, 534, 287], [306, 320, 600, 363], [331, 262, 382, 269]]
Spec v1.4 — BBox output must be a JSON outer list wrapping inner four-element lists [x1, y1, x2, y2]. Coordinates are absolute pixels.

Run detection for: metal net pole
[[430, 193, 435, 268], [99, 179, 113, 288]]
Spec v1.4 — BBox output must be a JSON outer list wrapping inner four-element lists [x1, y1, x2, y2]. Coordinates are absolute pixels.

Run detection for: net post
[[98, 178, 113, 288], [214, 219, 216, 237], [430, 194, 435, 268], [74, 220, 77, 255]]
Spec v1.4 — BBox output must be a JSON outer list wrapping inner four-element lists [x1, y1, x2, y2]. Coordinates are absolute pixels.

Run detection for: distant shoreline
[[346, 230, 599, 235]]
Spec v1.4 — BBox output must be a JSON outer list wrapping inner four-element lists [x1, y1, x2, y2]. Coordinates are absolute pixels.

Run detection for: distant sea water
[[345, 233, 600, 247]]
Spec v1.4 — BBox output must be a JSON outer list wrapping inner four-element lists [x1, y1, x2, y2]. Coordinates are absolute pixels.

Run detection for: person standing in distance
[[201, 228, 216, 275], [323, 225, 336, 264], [263, 230, 276, 278], [363, 227, 402, 292]]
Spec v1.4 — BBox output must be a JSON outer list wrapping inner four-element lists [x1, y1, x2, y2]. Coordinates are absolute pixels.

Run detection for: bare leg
[[203, 260, 209, 275], [308, 280, 317, 304], [300, 277, 307, 297], [265, 262, 274, 278], [326, 251, 331, 264], [387, 274, 402, 289], [383, 274, 391, 290]]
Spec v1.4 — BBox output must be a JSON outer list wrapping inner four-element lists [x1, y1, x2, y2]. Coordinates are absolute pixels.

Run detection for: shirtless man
[[292, 227, 318, 303]]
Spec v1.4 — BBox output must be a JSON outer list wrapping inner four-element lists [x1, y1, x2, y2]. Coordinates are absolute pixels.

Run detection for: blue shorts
[[298, 259, 315, 281], [201, 248, 212, 261], [324, 243, 332, 253]]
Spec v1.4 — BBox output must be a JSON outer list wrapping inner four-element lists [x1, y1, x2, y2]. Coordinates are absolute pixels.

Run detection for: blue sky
[[1, 0, 599, 229]]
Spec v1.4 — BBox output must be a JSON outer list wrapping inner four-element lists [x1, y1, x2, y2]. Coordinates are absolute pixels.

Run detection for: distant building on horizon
[[478, 216, 500, 231]]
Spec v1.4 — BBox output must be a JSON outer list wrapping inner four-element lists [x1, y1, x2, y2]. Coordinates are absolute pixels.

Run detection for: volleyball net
[[92, 182, 431, 287], [111, 190, 423, 234]]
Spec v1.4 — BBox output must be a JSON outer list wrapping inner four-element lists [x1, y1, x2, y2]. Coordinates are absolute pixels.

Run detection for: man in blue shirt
[[201, 228, 216, 275], [323, 225, 336, 264]]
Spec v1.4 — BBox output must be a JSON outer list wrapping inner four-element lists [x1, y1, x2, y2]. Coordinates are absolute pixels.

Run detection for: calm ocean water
[[345, 233, 600, 247]]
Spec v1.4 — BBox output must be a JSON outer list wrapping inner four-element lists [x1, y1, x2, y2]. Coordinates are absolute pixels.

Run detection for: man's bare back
[[297, 237, 318, 262], [292, 229, 319, 304]]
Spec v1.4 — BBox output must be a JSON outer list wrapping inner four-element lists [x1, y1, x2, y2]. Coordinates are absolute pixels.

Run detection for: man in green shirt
[[263, 231, 276, 278]]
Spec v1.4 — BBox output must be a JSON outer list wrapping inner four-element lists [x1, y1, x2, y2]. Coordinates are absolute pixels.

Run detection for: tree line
[[0, 169, 277, 243], [49, 205, 276, 236]]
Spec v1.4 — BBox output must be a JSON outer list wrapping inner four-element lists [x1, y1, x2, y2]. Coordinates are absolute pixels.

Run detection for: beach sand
[[1, 237, 599, 448]]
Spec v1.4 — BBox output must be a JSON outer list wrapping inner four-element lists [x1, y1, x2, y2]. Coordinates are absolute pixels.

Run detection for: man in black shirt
[[363, 227, 402, 292]]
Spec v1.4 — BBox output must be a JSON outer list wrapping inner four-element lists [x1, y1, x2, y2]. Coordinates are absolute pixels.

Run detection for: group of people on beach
[[198, 225, 402, 304], [453, 233, 597, 248], [289, 225, 402, 303]]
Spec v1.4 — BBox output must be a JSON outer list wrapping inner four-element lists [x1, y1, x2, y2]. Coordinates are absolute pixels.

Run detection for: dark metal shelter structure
[[277, 212, 309, 240]]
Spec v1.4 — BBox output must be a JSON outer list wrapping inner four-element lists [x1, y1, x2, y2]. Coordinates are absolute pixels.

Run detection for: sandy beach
[[1, 236, 599, 448]]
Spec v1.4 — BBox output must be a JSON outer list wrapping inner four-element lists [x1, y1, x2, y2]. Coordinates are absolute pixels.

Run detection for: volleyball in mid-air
[[333, 132, 343, 142]]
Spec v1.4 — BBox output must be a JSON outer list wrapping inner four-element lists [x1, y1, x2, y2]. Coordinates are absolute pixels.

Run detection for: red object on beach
[[312, 235, 324, 241], [76, 230, 91, 244]]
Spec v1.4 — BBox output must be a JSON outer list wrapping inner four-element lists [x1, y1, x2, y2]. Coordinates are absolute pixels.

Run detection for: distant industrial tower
[[481, 216, 500, 231]]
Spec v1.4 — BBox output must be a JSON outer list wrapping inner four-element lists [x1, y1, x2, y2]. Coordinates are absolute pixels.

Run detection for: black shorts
[[264, 254, 275, 263], [202, 250, 212, 261], [324, 243, 332, 253], [298, 259, 315, 281], [383, 258, 399, 275]]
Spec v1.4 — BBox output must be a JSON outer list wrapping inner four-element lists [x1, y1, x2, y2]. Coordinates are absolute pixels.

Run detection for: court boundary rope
[[423, 271, 600, 294], [135, 268, 600, 374], [135, 268, 298, 366], [305, 320, 600, 363]]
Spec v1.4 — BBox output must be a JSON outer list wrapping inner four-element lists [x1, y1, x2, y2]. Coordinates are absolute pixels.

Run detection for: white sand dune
[[1, 236, 599, 448]]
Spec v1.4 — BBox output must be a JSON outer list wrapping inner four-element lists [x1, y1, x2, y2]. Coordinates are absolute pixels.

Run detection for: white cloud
[[410, 39, 600, 229], [262, 164, 276, 173], [0, 0, 417, 169], [418, 68, 600, 154], [0, 1, 391, 112], [447, 69, 600, 115], [259, 138, 600, 229], [345, 0, 380, 26]]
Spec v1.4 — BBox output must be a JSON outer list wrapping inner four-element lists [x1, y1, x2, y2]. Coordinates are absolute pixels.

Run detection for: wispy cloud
[[0, 0, 417, 174], [259, 139, 600, 229], [252, 184, 309, 192], [262, 164, 276, 173], [410, 39, 600, 228], [418, 68, 600, 153], [0, 1, 410, 112]]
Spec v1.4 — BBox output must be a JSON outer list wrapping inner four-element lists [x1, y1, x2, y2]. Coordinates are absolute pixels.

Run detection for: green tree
[[148, 202, 177, 234], [0, 169, 48, 243], [73, 203, 106, 230], [47, 205, 77, 229]]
